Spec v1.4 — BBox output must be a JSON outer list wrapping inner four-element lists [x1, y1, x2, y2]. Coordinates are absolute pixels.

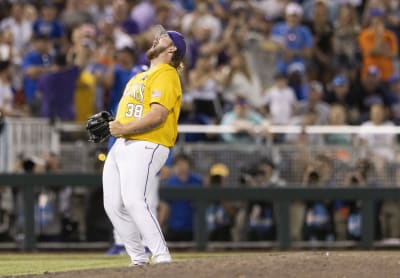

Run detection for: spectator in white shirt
[[359, 104, 396, 161], [262, 73, 297, 124], [0, 61, 13, 116], [359, 104, 396, 186], [0, 2, 32, 64]]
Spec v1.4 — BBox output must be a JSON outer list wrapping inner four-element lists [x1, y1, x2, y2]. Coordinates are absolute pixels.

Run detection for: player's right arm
[[109, 103, 168, 136]]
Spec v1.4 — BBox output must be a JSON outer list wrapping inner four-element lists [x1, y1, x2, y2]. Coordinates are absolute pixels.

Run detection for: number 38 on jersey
[[125, 103, 143, 118]]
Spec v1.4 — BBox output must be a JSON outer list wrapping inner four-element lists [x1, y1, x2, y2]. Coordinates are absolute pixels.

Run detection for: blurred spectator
[[254, 0, 287, 22], [327, 74, 362, 124], [97, 16, 134, 51], [74, 42, 96, 122], [111, 0, 140, 35], [0, 186, 13, 241], [302, 0, 338, 23], [354, 65, 388, 121], [289, 108, 324, 146], [262, 73, 297, 125], [333, 3, 361, 74], [271, 2, 313, 76], [386, 75, 400, 125], [181, 1, 221, 42], [206, 163, 238, 241], [22, 34, 53, 116], [297, 80, 330, 125], [130, 0, 159, 33], [359, 104, 396, 163], [103, 46, 138, 115], [86, 0, 113, 23], [325, 104, 353, 145], [0, 61, 13, 116], [154, 1, 175, 29], [88, 37, 114, 112], [37, 53, 79, 121], [305, 0, 335, 83], [219, 50, 261, 109], [159, 153, 203, 241], [325, 75, 356, 110], [0, 2, 32, 64], [60, 0, 95, 35], [33, 3, 65, 52], [335, 158, 382, 241], [243, 158, 287, 241], [358, 8, 398, 82], [303, 154, 335, 188], [178, 99, 215, 142], [188, 54, 222, 120], [335, 165, 367, 241], [220, 96, 266, 144], [301, 160, 336, 241], [286, 62, 309, 100], [243, 11, 279, 90]]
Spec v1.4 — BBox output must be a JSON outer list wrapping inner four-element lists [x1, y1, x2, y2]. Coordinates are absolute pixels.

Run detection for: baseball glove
[[86, 111, 114, 143]]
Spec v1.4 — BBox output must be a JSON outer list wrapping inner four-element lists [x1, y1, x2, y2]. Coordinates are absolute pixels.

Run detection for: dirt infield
[[18, 251, 400, 278]]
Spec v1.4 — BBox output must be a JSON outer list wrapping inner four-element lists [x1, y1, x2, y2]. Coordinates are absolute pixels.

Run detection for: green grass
[[0, 252, 231, 277]]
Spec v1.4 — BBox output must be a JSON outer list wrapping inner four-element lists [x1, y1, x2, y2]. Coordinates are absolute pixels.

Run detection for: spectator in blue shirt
[[271, 2, 313, 76], [22, 34, 53, 116], [33, 3, 65, 52], [159, 153, 204, 241], [103, 46, 138, 116]]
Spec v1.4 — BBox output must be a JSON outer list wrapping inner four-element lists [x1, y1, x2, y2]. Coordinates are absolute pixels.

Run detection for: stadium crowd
[[1, 0, 400, 245]]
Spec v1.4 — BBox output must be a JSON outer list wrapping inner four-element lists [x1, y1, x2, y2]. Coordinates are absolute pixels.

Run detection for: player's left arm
[[109, 103, 168, 136]]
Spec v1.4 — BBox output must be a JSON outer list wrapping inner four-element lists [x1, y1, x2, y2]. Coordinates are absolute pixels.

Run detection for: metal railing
[[1, 174, 400, 251], [0, 117, 59, 172]]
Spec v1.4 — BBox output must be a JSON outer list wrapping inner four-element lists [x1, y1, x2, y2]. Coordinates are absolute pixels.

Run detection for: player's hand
[[109, 120, 126, 137]]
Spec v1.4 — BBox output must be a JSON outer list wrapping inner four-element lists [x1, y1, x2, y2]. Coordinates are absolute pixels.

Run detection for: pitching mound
[[23, 251, 400, 278]]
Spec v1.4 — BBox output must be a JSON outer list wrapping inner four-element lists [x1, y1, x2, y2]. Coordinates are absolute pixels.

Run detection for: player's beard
[[146, 43, 171, 61]]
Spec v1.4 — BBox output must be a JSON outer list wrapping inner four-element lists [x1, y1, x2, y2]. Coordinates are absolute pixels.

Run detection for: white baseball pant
[[103, 138, 171, 264], [113, 175, 160, 247]]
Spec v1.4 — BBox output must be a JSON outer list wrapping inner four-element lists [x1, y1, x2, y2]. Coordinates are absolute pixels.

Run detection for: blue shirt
[[271, 22, 313, 73], [164, 174, 203, 231], [108, 65, 133, 114], [33, 19, 64, 39], [22, 51, 52, 101]]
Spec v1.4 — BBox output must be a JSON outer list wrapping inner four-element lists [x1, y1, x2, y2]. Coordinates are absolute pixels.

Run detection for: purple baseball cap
[[167, 31, 186, 59], [156, 25, 186, 60]]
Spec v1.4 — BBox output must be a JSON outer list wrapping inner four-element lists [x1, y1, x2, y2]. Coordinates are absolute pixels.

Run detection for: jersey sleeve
[[150, 69, 181, 111]]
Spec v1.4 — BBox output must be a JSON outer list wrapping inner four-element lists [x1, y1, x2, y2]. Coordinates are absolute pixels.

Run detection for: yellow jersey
[[115, 63, 182, 147], [75, 70, 96, 122]]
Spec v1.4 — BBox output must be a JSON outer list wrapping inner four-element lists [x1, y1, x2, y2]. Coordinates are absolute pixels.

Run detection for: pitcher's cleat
[[106, 244, 126, 256], [129, 261, 149, 267]]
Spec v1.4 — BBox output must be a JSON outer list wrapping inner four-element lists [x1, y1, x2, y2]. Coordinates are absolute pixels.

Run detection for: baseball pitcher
[[101, 26, 185, 266]]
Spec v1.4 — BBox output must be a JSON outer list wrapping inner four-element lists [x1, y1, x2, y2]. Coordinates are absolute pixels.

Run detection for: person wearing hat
[[104, 27, 186, 266], [33, 2, 64, 49], [353, 65, 388, 121], [271, 2, 313, 75], [297, 80, 330, 125], [325, 74, 361, 123], [22, 33, 53, 116], [358, 8, 398, 81], [207, 162, 239, 241]]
